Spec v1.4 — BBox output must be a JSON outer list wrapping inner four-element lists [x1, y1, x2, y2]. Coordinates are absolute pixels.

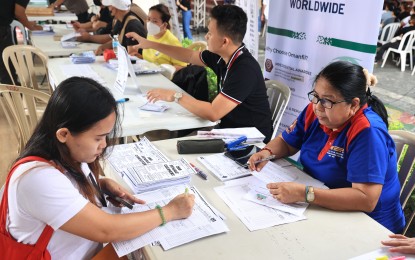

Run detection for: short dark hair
[[314, 61, 388, 127], [149, 4, 171, 29], [17, 77, 121, 204], [210, 5, 247, 44]]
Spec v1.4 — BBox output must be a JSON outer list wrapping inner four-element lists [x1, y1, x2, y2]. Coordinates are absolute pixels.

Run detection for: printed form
[[245, 161, 327, 216], [107, 138, 194, 193], [112, 185, 229, 257], [215, 176, 306, 231], [60, 64, 106, 85], [197, 153, 251, 181]]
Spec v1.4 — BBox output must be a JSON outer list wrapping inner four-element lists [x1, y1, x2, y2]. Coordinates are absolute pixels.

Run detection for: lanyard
[[219, 46, 244, 90]]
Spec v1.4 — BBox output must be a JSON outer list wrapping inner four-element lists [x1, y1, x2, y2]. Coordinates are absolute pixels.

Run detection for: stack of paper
[[31, 25, 54, 35], [70, 51, 96, 64], [197, 127, 265, 143], [107, 138, 194, 193], [106, 58, 162, 75], [112, 184, 229, 257], [214, 161, 327, 231]]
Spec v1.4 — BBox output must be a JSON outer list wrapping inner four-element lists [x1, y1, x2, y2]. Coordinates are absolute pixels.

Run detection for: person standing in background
[[1, 0, 43, 84], [49, 0, 90, 23], [176, 0, 193, 40]]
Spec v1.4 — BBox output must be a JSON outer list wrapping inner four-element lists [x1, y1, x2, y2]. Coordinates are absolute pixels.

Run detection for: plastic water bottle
[[112, 35, 119, 58]]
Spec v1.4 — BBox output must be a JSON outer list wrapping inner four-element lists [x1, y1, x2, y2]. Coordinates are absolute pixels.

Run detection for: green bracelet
[[155, 205, 166, 226]]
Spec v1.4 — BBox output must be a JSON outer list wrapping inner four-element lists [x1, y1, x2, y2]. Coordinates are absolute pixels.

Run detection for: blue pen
[[116, 98, 130, 103]]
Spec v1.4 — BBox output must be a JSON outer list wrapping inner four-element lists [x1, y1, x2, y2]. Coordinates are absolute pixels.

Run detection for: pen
[[190, 163, 208, 180], [185, 187, 189, 195], [246, 155, 276, 166], [116, 98, 130, 103]]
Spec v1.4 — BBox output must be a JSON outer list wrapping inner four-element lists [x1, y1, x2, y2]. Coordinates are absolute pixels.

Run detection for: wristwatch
[[174, 92, 183, 103], [306, 186, 315, 203]]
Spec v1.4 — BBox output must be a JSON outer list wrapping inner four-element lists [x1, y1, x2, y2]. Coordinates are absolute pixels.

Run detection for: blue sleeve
[[346, 127, 390, 184], [281, 106, 308, 149]]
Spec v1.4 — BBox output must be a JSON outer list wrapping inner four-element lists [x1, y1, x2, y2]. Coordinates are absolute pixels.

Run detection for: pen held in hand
[[247, 155, 276, 166]]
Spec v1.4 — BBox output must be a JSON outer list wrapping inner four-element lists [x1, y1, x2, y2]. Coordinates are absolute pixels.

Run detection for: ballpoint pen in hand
[[247, 155, 276, 166]]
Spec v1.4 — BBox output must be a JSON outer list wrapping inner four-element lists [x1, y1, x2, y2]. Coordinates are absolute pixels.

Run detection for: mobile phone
[[102, 189, 134, 209], [224, 145, 261, 168]]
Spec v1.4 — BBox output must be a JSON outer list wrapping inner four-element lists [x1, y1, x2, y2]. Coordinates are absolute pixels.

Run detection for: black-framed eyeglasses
[[307, 91, 347, 109]]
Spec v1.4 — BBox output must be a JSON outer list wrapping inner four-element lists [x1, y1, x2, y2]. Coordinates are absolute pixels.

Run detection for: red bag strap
[[0, 156, 56, 246]]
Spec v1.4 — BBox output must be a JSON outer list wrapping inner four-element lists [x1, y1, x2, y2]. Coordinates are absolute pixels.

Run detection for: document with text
[[215, 176, 306, 231], [244, 161, 327, 216], [197, 153, 251, 181], [112, 185, 229, 257]]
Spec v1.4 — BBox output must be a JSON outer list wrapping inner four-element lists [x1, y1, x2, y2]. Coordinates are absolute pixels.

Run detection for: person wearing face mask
[[141, 4, 187, 71], [94, 0, 147, 56]]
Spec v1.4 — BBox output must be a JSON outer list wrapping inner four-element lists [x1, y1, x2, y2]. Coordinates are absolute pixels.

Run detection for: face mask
[[147, 22, 161, 36]]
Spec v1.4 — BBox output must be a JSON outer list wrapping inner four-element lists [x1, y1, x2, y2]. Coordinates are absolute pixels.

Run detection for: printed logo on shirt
[[286, 119, 297, 134], [327, 146, 344, 159]]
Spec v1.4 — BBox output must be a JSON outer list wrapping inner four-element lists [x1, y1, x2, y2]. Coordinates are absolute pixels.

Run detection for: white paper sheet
[[215, 177, 306, 231], [244, 160, 327, 216], [349, 247, 415, 260], [197, 153, 251, 181], [107, 137, 169, 173], [60, 64, 105, 85], [112, 185, 229, 257]]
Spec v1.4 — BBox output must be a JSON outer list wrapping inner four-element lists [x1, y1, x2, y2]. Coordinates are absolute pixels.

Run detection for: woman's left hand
[[266, 182, 306, 204], [147, 89, 175, 103], [99, 178, 145, 206]]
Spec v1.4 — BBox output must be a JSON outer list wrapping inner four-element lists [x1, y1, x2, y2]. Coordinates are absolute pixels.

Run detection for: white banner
[[235, 0, 259, 60], [160, 0, 182, 41], [264, 0, 383, 136]]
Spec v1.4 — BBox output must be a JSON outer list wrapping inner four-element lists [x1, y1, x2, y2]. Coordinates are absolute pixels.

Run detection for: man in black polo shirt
[[1, 0, 42, 84], [126, 5, 273, 142]]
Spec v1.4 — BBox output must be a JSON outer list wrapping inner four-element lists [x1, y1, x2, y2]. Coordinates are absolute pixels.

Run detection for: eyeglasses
[[307, 91, 347, 109]]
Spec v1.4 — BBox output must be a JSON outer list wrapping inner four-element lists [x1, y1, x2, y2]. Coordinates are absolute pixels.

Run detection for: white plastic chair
[[2, 45, 51, 94], [0, 84, 50, 153], [10, 20, 29, 45], [381, 31, 415, 72], [265, 80, 291, 137], [378, 22, 401, 46]]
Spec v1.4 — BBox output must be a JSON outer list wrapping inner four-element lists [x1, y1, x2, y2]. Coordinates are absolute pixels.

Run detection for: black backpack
[[172, 65, 209, 102]]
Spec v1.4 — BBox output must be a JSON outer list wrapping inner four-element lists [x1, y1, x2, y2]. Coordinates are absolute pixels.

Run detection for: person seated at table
[[247, 61, 405, 234], [132, 4, 187, 71], [126, 5, 273, 142], [94, 0, 147, 56], [382, 234, 415, 254], [49, 0, 90, 23], [72, 0, 113, 34], [2, 76, 195, 258]]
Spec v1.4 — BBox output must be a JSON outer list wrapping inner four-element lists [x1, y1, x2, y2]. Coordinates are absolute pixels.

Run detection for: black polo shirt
[[1, 0, 29, 26], [112, 11, 146, 48], [200, 44, 273, 143]]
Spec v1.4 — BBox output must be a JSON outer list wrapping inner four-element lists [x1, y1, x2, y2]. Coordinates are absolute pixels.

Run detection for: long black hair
[[17, 77, 121, 204], [314, 61, 388, 128]]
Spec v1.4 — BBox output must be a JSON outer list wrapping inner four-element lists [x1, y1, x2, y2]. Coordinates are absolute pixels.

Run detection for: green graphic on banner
[[316, 36, 377, 54], [268, 27, 306, 40]]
